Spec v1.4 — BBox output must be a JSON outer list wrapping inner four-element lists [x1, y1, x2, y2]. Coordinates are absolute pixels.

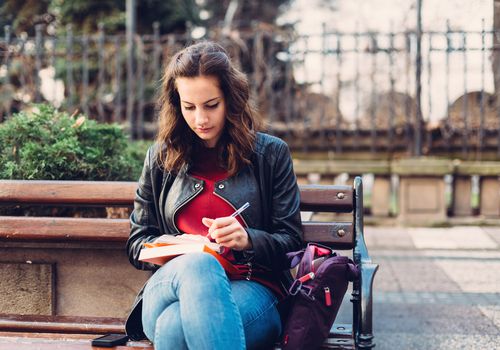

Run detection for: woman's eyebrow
[[181, 97, 221, 105]]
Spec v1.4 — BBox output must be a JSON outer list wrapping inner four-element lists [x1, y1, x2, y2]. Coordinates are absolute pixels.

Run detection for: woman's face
[[176, 75, 226, 148]]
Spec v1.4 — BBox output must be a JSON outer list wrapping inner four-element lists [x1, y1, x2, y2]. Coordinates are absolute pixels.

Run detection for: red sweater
[[175, 147, 241, 238], [174, 147, 284, 297]]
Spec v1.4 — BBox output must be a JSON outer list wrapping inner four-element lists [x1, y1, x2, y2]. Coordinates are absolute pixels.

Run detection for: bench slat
[[302, 222, 354, 249], [0, 181, 355, 213], [0, 315, 124, 334], [0, 337, 151, 350], [299, 185, 353, 212], [0, 180, 136, 206], [0, 217, 129, 242], [0, 319, 352, 349], [0, 217, 353, 247]]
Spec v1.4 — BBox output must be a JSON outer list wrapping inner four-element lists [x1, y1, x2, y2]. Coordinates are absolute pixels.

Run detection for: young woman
[[125, 41, 303, 350]]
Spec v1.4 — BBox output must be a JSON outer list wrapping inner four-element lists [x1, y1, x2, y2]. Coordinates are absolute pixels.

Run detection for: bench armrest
[[352, 177, 378, 349]]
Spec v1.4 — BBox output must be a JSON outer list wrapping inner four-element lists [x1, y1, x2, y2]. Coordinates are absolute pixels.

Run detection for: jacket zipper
[[172, 183, 204, 233]]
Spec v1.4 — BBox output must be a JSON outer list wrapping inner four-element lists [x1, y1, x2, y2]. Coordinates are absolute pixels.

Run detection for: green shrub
[[0, 104, 148, 180], [126, 139, 154, 180]]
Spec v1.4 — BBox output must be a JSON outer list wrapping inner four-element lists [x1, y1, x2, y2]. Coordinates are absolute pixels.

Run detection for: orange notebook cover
[[139, 242, 239, 274]]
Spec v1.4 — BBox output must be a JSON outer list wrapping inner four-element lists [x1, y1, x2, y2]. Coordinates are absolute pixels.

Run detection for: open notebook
[[138, 234, 238, 274]]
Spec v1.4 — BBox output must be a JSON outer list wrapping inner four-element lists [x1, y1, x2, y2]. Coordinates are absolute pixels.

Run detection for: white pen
[[230, 202, 250, 218]]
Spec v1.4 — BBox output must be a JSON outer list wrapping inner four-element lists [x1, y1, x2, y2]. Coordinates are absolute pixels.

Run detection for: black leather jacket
[[125, 132, 303, 340]]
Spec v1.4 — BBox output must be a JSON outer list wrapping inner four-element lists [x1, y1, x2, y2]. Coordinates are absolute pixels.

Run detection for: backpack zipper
[[324, 287, 332, 306]]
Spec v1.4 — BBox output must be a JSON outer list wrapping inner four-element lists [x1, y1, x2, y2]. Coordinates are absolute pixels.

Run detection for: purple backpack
[[281, 244, 359, 350]]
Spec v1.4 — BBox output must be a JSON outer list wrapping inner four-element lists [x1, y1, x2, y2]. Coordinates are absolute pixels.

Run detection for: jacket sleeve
[[126, 146, 162, 270], [245, 141, 303, 271]]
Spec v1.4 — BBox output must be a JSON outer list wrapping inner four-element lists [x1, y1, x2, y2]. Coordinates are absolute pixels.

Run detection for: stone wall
[[0, 242, 149, 318], [294, 158, 500, 225]]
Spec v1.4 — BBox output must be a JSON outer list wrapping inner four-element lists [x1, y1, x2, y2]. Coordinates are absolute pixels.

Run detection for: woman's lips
[[197, 127, 213, 133]]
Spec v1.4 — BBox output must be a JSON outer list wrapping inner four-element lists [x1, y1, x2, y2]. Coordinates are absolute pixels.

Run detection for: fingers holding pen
[[212, 221, 240, 240], [202, 216, 238, 239], [202, 217, 229, 237], [201, 216, 251, 250]]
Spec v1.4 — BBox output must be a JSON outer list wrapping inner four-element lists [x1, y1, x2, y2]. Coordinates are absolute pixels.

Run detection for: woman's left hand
[[201, 217, 252, 251]]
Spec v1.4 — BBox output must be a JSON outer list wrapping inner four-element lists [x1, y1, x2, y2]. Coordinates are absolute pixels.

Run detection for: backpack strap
[[296, 244, 315, 278]]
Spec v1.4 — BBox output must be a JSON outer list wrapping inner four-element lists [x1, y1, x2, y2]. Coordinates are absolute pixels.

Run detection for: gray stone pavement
[[362, 226, 500, 349]]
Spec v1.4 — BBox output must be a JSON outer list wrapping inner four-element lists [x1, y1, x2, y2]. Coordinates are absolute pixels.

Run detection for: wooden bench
[[0, 177, 378, 349]]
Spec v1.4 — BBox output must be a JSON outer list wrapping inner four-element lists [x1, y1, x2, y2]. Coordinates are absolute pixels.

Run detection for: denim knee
[[170, 251, 221, 270], [148, 252, 225, 288], [168, 252, 227, 283]]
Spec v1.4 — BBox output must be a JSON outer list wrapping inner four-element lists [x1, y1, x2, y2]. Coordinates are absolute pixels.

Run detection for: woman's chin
[[196, 133, 220, 147]]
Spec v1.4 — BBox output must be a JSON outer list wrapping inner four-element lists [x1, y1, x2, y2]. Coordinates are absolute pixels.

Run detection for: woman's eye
[[206, 103, 219, 109], [183, 105, 195, 111]]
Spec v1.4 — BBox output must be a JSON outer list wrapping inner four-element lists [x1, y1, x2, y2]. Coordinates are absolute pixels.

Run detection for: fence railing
[[0, 22, 499, 159]]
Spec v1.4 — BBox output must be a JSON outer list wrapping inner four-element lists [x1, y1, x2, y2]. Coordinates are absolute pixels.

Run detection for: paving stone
[[366, 226, 500, 349], [365, 227, 415, 249], [376, 291, 500, 305], [482, 227, 500, 246], [478, 306, 500, 330], [375, 332, 500, 350], [373, 256, 461, 292], [436, 260, 500, 293], [374, 303, 499, 335], [408, 226, 498, 250], [419, 249, 500, 260]]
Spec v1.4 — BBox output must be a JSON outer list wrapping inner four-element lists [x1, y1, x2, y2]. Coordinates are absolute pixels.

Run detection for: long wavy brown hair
[[156, 41, 260, 176]]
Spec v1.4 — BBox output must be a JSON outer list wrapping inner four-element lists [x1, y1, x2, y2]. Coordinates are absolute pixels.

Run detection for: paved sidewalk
[[365, 226, 500, 251], [363, 226, 500, 349]]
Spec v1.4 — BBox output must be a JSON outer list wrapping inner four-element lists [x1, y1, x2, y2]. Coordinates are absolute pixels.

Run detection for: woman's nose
[[194, 109, 208, 125]]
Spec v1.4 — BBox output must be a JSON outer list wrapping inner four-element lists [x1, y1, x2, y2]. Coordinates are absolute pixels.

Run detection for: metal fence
[[0, 21, 499, 159]]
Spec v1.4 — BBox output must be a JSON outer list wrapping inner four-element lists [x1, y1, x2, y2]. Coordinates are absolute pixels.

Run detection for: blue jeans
[[142, 253, 282, 350]]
